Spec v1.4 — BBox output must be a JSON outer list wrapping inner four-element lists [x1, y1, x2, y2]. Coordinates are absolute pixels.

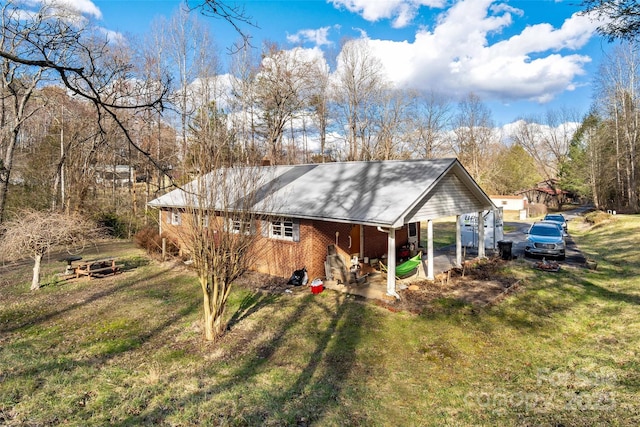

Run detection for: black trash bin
[[497, 240, 513, 260]]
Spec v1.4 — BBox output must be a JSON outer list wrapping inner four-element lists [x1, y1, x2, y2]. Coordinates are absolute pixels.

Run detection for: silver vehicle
[[524, 221, 566, 260], [543, 213, 568, 233]]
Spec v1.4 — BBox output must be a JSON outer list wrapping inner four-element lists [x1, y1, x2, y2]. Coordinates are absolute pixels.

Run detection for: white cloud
[[38, 0, 102, 19], [287, 26, 334, 47], [330, 0, 445, 28], [360, 0, 599, 103]]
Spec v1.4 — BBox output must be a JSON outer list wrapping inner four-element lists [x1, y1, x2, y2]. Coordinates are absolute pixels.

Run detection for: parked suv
[[543, 213, 568, 233], [525, 221, 566, 260]]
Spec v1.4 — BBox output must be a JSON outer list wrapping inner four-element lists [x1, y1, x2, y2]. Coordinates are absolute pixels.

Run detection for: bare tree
[[253, 43, 319, 164], [371, 88, 412, 160], [593, 43, 640, 211], [162, 8, 217, 162], [228, 44, 261, 163], [136, 23, 178, 197], [0, 0, 169, 220], [407, 90, 452, 159], [0, 210, 100, 290], [175, 163, 270, 341], [186, 0, 255, 50], [511, 108, 580, 207], [331, 39, 387, 161], [308, 59, 331, 162], [449, 93, 497, 182]]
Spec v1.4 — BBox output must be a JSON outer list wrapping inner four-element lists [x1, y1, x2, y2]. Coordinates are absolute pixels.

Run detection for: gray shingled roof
[[148, 158, 494, 227]]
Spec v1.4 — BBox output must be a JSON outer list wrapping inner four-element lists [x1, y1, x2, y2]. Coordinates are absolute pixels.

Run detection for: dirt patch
[[233, 257, 521, 314], [380, 258, 521, 314]]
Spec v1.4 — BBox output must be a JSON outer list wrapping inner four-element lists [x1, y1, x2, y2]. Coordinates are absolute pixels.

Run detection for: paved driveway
[[504, 206, 590, 266]]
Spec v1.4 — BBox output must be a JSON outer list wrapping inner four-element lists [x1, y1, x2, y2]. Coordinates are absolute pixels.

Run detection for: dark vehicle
[[543, 213, 568, 232], [525, 221, 566, 260]]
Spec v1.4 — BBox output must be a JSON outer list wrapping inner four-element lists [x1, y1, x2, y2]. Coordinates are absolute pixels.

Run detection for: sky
[[59, 0, 612, 126]]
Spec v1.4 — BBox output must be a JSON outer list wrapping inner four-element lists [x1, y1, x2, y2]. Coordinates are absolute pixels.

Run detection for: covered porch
[[325, 218, 491, 301]]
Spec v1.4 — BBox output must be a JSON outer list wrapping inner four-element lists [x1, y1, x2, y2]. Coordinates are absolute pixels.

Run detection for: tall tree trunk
[[0, 129, 19, 223], [201, 276, 215, 341], [31, 253, 43, 291]]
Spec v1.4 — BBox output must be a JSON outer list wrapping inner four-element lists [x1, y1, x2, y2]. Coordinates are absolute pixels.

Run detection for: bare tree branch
[[580, 0, 640, 42], [185, 0, 256, 50]]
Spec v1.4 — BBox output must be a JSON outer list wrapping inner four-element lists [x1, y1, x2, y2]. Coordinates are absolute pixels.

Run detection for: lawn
[[1, 215, 639, 426]]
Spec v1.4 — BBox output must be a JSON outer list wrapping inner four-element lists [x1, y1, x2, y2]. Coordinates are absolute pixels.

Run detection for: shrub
[[94, 211, 130, 238], [134, 226, 180, 257], [526, 203, 548, 218], [584, 210, 612, 225]]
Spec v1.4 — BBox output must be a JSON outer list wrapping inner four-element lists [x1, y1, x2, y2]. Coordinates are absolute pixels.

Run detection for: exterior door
[[408, 222, 419, 249], [349, 224, 361, 256]]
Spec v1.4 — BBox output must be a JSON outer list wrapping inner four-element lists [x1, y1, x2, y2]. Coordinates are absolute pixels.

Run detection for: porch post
[[478, 210, 485, 258], [427, 219, 434, 280], [456, 214, 462, 267], [386, 227, 398, 298]]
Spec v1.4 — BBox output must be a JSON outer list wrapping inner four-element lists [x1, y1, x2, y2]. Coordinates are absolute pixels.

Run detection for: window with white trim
[[170, 210, 181, 225], [231, 218, 253, 235], [192, 213, 209, 228], [269, 218, 297, 241]]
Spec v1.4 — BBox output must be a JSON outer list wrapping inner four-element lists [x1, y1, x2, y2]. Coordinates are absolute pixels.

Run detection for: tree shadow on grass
[[226, 290, 279, 330], [480, 264, 640, 336], [0, 268, 171, 334], [118, 291, 370, 426]]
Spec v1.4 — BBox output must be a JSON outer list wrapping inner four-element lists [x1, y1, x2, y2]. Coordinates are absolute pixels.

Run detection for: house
[[94, 165, 134, 187], [490, 195, 527, 212], [148, 158, 496, 298], [490, 195, 528, 219], [517, 179, 574, 209]]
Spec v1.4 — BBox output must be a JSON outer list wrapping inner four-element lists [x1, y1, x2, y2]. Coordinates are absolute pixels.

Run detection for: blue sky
[[69, 0, 611, 125]]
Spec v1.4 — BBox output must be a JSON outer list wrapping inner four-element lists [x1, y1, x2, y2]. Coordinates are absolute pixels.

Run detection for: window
[[231, 218, 253, 235], [268, 218, 299, 241], [193, 213, 209, 228], [170, 210, 181, 225]]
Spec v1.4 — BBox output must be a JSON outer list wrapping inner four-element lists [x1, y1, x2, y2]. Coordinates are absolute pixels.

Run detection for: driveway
[[504, 205, 590, 267]]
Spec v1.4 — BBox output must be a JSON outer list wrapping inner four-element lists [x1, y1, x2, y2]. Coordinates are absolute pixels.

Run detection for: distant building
[[490, 195, 527, 211], [95, 165, 133, 187], [516, 179, 571, 209]]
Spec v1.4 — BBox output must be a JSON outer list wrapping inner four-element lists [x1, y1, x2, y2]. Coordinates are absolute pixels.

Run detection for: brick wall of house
[[158, 208, 413, 281]]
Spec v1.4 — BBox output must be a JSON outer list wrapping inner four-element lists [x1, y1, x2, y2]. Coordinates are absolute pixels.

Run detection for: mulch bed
[[234, 257, 521, 315]]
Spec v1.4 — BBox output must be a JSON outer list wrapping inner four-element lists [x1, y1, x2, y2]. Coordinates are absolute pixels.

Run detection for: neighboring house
[[490, 195, 527, 212], [517, 179, 574, 209], [95, 165, 134, 186], [490, 195, 528, 219], [148, 158, 496, 298]]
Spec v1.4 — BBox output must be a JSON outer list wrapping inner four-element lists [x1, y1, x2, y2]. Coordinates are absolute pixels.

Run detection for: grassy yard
[[1, 216, 639, 426]]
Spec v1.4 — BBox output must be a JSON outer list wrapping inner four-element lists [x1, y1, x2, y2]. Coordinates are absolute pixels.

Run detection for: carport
[[373, 159, 496, 297]]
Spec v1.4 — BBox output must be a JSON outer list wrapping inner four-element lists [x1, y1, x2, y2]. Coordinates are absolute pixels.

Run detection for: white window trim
[[170, 210, 181, 225], [230, 218, 253, 235], [270, 218, 295, 241]]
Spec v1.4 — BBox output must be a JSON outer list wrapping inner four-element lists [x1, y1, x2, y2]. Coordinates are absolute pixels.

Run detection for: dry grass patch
[[1, 223, 640, 426]]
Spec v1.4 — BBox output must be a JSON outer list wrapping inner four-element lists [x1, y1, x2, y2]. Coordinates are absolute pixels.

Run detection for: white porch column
[[386, 227, 399, 298], [478, 210, 486, 259], [456, 214, 462, 268], [427, 219, 434, 280]]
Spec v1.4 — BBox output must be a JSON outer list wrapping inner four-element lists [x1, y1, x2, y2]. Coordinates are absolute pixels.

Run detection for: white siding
[[405, 173, 487, 222]]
